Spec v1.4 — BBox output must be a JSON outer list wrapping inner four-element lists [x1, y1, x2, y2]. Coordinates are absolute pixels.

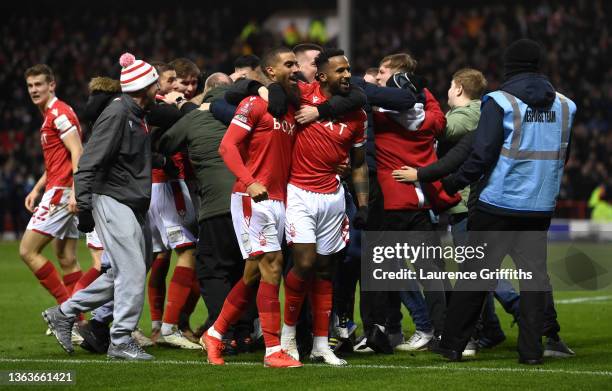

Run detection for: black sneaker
[[544, 337, 575, 358], [477, 333, 506, 349], [78, 319, 110, 354], [366, 324, 393, 354], [42, 306, 76, 354]]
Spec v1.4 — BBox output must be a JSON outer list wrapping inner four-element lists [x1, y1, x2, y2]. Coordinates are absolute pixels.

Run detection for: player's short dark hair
[[314, 48, 345, 71], [293, 43, 323, 55], [260, 47, 293, 77], [169, 58, 200, 79], [150, 61, 174, 75], [24, 64, 55, 83], [234, 55, 260, 70]]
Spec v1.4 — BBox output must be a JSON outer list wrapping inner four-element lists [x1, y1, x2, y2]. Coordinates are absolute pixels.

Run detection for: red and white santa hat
[[119, 52, 158, 92]]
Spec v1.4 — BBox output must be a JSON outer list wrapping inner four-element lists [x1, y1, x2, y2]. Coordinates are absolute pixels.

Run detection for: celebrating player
[[19, 64, 84, 307], [201, 47, 303, 368], [281, 48, 369, 366]]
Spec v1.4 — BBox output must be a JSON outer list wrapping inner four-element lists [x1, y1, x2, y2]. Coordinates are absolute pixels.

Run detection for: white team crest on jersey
[[51, 109, 58, 116], [312, 96, 319, 103]]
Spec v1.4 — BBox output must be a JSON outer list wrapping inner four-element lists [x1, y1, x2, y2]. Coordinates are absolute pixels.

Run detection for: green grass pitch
[[0, 240, 611, 390]]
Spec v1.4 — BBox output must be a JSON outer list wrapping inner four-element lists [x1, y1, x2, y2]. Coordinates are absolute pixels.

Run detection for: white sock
[[208, 326, 223, 340], [313, 336, 329, 352], [265, 345, 282, 356], [161, 322, 175, 336], [281, 324, 296, 338], [151, 321, 162, 331]]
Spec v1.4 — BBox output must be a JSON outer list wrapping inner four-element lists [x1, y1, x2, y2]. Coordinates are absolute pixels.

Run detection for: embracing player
[[281, 48, 369, 365], [201, 47, 303, 368], [19, 64, 84, 307]]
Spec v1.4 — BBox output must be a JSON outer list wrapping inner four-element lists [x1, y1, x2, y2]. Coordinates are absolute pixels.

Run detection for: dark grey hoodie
[[75, 94, 152, 216]]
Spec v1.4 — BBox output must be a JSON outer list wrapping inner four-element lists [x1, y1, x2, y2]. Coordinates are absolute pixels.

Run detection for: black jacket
[[442, 72, 565, 217], [75, 95, 152, 216]]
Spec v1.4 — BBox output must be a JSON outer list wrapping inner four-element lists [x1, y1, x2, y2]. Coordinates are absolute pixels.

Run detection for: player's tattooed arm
[[350, 146, 369, 208]]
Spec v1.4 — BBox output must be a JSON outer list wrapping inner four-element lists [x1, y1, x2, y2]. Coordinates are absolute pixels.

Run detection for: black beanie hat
[[503, 39, 544, 79]]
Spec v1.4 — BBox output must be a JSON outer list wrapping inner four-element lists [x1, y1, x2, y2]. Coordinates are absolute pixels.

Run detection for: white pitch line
[[555, 295, 612, 304], [0, 358, 610, 377]]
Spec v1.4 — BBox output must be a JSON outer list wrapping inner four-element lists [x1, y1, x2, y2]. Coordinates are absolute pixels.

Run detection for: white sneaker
[[280, 334, 299, 361], [158, 328, 202, 350], [353, 336, 374, 353], [310, 347, 347, 366], [396, 330, 433, 351], [132, 328, 154, 348], [71, 325, 84, 345], [462, 338, 478, 357]]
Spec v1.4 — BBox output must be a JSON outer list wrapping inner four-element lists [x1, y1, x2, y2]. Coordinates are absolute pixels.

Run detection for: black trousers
[[442, 209, 560, 359], [356, 176, 393, 335], [196, 213, 256, 337], [382, 210, 451, 334]]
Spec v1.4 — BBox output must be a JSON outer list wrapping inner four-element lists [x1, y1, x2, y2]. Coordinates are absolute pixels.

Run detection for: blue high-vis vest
[[479, 91, 576, 212]]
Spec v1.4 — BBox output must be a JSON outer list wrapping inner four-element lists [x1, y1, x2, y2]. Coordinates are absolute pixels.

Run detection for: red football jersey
[[224, 96, 296, 201], [152, 152, 186, 183], [289, 81, 367, 193], [40, 97, 82, 190]]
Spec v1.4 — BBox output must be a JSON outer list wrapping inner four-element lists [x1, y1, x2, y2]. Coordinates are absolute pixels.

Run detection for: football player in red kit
[[202, 47, 303, 368], [281, 49, 369, 365], [19, 64, 84, 306]]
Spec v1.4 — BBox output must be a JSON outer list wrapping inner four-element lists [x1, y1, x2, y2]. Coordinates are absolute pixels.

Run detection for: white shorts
[[148, 180, 197, 253], [285, 184, 349, 255], [86, 229, 104, 250], [26, 187, 79, 240], [230, 193, 285, 259]]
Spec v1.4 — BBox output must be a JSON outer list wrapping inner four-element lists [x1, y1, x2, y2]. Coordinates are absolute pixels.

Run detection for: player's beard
[[330, 78, 350, 96]]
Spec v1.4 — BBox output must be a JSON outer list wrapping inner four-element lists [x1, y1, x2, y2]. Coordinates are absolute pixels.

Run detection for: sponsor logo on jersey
[[273, 118, 296, 135]]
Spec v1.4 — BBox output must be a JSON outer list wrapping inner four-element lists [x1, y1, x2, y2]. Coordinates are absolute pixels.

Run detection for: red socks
[[163, 266, 194, 324], [63, 270, 83, 295], [283, 270, 308, 327], [310, 279, 333, 337], [213, 279, 256, 336], [181, 275, 200, 316], [35, 261, 70, 304], [148, 255, 170, 322], [72, 267, 101, 295], [257, 281, 281, 348]]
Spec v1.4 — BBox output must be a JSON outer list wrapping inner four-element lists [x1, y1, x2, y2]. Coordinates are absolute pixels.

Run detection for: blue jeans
[[399, 282, 433, 333]]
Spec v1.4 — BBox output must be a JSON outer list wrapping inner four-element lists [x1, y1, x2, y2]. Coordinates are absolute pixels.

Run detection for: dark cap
[[503, 39, 544, 79]]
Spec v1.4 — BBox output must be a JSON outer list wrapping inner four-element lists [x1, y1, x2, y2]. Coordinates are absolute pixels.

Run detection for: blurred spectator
[[1, 0, 610, 237]]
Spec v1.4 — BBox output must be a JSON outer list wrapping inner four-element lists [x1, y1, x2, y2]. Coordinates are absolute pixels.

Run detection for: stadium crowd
[[1, 1, 610, 236]]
